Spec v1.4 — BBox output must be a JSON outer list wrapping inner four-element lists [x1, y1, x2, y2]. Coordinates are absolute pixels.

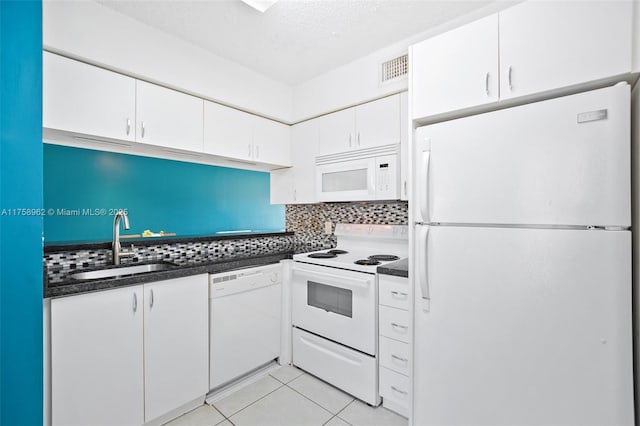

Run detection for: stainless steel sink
[[70, 263, 177, 281]]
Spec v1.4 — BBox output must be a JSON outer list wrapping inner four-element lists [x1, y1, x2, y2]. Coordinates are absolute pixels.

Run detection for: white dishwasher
[[209, 263, 282, 390]]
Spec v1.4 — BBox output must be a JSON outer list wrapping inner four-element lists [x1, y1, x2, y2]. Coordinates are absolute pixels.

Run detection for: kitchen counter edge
[[45, 252, 292, 298], [376, 258, 408, 278]]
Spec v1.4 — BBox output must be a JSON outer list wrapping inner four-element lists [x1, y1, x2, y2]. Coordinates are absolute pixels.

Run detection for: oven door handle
[[293, 269, 372, 289]]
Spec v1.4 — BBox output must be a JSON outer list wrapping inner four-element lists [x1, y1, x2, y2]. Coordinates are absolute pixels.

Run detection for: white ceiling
[[96, 0, 494, 86]]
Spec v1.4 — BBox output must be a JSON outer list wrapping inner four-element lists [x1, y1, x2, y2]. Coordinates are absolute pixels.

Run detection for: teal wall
[[0, 1, 44, 425], [43, 145, 284, 243]]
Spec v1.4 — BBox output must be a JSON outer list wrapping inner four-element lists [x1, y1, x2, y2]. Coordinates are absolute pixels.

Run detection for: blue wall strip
[[43, 145, 284, 243], [0, 1, 44, 425]]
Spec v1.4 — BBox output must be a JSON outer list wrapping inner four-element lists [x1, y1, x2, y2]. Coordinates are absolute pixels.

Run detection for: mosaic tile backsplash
[[286, 201, 409, 252], [45, 234, 294, 284]]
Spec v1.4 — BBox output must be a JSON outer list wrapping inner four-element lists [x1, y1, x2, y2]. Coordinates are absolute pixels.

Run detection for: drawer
[[379, 275, 410, 311], [379, 336, 410, 376], [379, 367, 410, 417], [292, 327, 379, 405], [379, 305, 411, 343]]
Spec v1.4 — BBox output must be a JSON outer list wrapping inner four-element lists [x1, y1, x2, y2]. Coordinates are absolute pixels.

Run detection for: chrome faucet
[[113, 211, 134, 265]]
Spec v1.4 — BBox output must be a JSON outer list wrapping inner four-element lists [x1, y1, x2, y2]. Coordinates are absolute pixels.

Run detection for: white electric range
[[291, 224, 408, 406]]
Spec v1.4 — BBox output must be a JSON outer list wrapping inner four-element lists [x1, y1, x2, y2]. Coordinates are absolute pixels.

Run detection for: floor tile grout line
[[283, 380, 352, 419], [214, 380, 285, 419]]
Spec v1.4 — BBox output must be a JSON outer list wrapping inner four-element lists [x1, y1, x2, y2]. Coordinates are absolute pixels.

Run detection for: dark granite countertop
[[377, 258, 408, 278], [45, 231, 293, 253], [45, 252, 292, 298]]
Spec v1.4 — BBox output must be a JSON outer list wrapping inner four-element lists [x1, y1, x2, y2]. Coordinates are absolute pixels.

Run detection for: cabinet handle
[[150, 289, 154, 309], [391, 354, 408, 363], [293, 189, 297, 201], [255, 145, 260, 159], [349, 134, 352, 148], [126, 118, 131, 136], [357, 132, 360, 146], [133, 292, 138, 313], [391, 322, 408, 330], [403, 181, 407, 197], [508, 66, 513, 91], [391, 290, 408, 299], [485, 72, 490, 97], [248, 144, 252, 158], [391, 386, 408, 395], [141, 121, 145, 138]]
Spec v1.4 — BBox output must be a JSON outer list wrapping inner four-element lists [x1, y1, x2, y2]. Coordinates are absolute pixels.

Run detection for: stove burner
[[327, 249, 348, 255], [354, 259, 381, 266], [368, 254, 400, 262], [307, 252, 337, 259]]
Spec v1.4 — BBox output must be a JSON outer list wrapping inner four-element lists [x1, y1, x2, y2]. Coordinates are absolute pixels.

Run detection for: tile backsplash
[[286, 201, 408, 252]]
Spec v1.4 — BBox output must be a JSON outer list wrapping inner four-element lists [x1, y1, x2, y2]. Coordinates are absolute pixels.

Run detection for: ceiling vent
[[380, 53, 408, 85]]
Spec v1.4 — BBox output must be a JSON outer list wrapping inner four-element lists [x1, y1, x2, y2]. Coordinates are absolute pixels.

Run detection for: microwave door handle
[[420, 150, 431, 223], [416, 225, 430, 312]]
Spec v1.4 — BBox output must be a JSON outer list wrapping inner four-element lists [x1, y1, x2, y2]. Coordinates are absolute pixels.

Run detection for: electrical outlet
[[324, 221, 333, 234]]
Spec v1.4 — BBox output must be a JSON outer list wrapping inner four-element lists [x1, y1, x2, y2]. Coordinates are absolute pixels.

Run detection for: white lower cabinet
[[50, 274, 209, 426], [378, 274, 411, 418]]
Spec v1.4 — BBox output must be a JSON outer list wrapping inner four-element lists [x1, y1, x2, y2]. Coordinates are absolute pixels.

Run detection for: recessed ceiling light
[[240, 0, 278, 13]]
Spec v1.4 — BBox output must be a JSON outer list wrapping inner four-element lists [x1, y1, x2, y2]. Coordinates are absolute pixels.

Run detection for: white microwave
[[315, 145, 399, 202]]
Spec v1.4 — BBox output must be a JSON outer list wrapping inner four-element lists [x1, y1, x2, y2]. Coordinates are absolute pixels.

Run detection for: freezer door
[[413, 226, 633, 425], [415, 84, 630, 226]]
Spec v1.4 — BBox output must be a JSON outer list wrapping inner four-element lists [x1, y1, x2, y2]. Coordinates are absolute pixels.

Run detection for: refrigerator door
[[415, 84, 630, 227], [413, 226, 633, 425]]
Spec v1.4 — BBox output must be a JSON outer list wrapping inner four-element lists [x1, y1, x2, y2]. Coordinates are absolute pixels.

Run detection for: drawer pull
[[391, 322, 408, 330], [390, 291, 408, 299], [391, 386, 408, 395], [391, 354, 408, 363]]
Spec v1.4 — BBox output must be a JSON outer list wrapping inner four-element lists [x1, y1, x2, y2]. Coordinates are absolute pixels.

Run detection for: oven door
[[292, 262, 377, 355]]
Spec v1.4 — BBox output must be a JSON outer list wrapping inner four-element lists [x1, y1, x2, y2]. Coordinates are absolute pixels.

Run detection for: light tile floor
[[165, 365, 407, 426]]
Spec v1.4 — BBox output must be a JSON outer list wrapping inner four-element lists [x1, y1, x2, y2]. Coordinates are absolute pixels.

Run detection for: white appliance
[[413, 84, 634, 425], [209, 263, 282, 390], [315, 145, 399, 202], [291, 224, 408, 405]]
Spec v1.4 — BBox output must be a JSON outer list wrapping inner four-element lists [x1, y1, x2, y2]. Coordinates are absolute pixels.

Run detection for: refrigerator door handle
[[416, 224, 430, 312], [419, 150, 431, 223]]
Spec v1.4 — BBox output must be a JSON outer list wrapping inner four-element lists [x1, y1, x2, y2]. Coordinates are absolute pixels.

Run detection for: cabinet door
[[203, 100, 253, 161], [143, 275, 209, 423], [252, 115, 291, 167], [317, 108, 356, 156], [51, 286, 144, 426], [43, 52, 136, 142], [270, 119, 317, 204], [411, 14, 499, 119], [136, 81, 203, 152], [499, 1, 632, 100], [399, 91, 409, 201], [293, 120, 318, 204], [355, 94, 400, 149]]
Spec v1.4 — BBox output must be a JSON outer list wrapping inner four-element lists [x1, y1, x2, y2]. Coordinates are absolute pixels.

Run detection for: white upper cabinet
[[203, 100, 253, 161], [399, 91, 409, 201], [411, 15, 499, 120], [355, 94, 401, 150], [499, 1, 632, 100], [317, 94, 401, 157], [135, 81, 203, 153], [271, 119, 318, 204], [252, 115, 291, 167], [204, 100, 291, 167], [317, 108, 356, 156], [43, 51, 136, 142], [411, 1, 632, 120]]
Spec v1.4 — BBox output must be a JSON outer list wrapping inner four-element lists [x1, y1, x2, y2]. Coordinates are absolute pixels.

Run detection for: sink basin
[[70, 262, 177, 281]]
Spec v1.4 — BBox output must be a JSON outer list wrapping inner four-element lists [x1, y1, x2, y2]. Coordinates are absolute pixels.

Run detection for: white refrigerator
[[413, 84, 634, 425]]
